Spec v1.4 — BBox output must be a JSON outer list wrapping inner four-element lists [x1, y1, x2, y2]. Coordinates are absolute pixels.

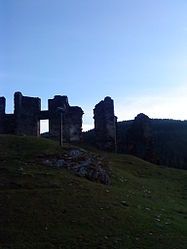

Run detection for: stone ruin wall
[[0, 92, 83, 142], [94, 97, 117, 151], [0, 92, 117, 150], [47, 95, 83, 142], [125, 113, 156, 163], [0, 92, 160, 162], [14, 92, 41, 136]]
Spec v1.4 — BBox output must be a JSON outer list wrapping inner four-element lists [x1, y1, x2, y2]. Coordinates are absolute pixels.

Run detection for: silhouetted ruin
[[0, 92, 83, 142], [94, 97, 117, 151], [126, 113, 156, 163], [0, 93, 117, 150], [1, 92, 186, 170]]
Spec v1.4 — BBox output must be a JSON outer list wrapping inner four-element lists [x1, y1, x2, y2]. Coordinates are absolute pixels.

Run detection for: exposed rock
[[41, 148, 111, 185], [121, 201, 129, 207], [69, 149, 82, 158], [43, 159, 66, 168]]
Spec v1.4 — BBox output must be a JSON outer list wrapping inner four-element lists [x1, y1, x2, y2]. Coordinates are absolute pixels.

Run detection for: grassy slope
[[0, 135, 186, 249]]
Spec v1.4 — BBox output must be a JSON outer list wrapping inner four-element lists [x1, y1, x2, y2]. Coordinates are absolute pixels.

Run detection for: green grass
[[0, 135, 187, 249]]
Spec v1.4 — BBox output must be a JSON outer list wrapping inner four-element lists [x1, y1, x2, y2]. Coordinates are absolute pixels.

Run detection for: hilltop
[[0, 135, 187, 249]]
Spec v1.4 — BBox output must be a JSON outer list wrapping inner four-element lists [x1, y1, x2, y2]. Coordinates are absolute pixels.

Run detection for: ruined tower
[[94, 97, 117, 151], [48, 95, 83, 142], [14, 92, 41, 136], [126, 113, 155, 162]]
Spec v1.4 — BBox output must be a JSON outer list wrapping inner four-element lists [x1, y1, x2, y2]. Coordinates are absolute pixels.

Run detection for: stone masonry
[[94, 97, 117, 151], [126, 113, 156, 162], [47, 95, 83, 142], [14, 92, 41, 136], [0, 92, 83, 142]]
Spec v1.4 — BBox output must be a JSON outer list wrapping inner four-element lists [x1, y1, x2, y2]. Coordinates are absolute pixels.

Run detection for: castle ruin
[[0, 92, 83, 142], [0, 92, 117, 151], [94, 97, 117, 151]]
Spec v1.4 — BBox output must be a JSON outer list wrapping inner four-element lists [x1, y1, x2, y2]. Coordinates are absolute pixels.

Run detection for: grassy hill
[[0, 135, 187, 249]]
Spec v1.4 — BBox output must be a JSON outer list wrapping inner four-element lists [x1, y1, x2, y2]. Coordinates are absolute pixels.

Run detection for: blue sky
[[0, 0, 187, 131]]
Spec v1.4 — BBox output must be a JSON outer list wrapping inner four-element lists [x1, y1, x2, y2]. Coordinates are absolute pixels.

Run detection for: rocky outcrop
[[41, 148, 111, 185]]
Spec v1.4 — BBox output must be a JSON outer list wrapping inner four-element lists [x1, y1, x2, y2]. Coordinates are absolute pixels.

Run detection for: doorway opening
[[40, 119, 49, 136]]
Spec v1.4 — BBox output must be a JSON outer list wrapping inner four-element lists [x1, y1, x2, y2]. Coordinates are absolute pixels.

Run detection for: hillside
[[0, 135, 187, 249]]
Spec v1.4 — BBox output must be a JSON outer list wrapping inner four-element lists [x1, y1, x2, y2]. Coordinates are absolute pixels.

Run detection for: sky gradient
[[1, 0, 187, 132]]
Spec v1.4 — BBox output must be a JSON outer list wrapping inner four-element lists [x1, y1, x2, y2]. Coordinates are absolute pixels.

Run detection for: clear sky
[[1, 0, 187, 132]]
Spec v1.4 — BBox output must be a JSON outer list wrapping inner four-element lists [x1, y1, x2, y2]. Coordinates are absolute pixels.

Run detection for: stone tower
[[14, 92, 41, 136], [48, 95, 83, 142], [94, 96, 117, 151], [126, 113, 155, 162]]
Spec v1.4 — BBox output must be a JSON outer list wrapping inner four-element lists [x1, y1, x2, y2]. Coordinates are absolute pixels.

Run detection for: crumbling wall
[[0, 97, 16, 134], [14, 92, 41, 136], [0, 92, 83, 142], [126, 113, 156, 162], [68, 106, 83, 142], [48, 95, 69, 139], [4, 114, 16, 134], [94, 96, 117, 151], [48, 95, 83, 142], [0, 97, 6, 133]]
